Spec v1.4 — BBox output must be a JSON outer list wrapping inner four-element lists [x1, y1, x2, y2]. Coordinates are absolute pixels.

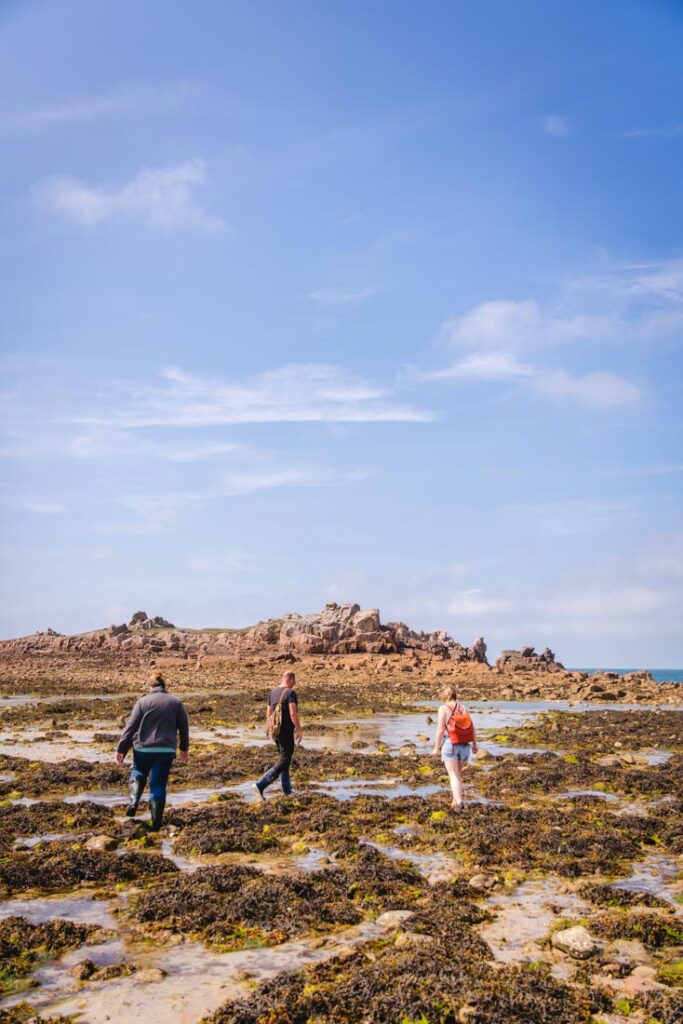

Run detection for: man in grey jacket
[[116, 671, 190, 830]]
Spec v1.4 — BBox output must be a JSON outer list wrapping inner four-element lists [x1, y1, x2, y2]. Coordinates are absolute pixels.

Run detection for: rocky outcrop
[[128, 612, 175, 630], [256, 604, 489, 660], [0, 603, 487, 663], [496, 646, 564, 673]]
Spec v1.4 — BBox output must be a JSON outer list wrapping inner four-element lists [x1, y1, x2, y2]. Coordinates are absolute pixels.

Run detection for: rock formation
[[496, 646, 564, 673], [1, 603, 487, 663]]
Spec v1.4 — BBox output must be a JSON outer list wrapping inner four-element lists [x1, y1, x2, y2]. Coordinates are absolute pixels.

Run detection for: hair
[[150, 670, 166, 689], [282, 671, 296, 683], [441, 686, 459, 703]]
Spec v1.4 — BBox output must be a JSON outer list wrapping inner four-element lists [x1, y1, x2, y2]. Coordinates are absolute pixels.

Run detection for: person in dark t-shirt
[[252, 671, 302, 800]]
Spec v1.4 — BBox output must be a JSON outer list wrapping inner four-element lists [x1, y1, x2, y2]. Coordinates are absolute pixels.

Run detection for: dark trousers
[[130, 750, 175, 802], [256, 734, 295, 795]]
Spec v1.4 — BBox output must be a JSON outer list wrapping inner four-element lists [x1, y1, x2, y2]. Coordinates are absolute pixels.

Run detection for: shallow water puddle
[[479, 878, 589, 965], [614, 853, 683, 906], [29, 919, 395, 1024], [0, 738, 111, 763], [362, 839, 460, 885], [0, 892, 118, 928], [13, 831, 83, 849], [559, 788, 620, 802], [310, 777, 442, 800]]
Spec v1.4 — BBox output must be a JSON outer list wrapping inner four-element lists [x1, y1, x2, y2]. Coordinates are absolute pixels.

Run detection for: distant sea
[[573, 668, 683, 684]]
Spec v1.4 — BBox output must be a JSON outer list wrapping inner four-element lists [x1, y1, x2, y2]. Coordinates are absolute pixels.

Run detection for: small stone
[[376, 909, 415, 929], [71, 959, 97, 981], [621, 964, 663, 997], [458, 1005, 478, 1023], [468, 874, 491, 891], [135, 967, 167, 983], [85, 834, 118, 852], [551, 925, 602, 959], [394, 930, 434, 949]]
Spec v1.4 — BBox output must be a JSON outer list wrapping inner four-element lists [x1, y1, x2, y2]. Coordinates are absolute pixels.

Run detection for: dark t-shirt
[[269, 686, 298, 736]]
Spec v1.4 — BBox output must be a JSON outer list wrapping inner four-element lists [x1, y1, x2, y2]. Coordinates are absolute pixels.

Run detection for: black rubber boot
[[149, 798, 165, 831], [126, 778, 144, 817]]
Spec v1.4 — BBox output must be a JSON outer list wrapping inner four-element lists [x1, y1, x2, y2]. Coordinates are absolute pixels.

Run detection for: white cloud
[[422, 350, 534, 382], [5, 81, 201, 132], [541, 115, 572, 138], [570, 257, 683, 303], [533, 369, 641, 410], [78, 364, 433, 430], [439, 299, 618, 352], [37, 160, 226, 232]]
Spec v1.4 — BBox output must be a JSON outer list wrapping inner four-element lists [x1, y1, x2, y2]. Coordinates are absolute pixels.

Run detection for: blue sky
[[1, 0, 682, 666]]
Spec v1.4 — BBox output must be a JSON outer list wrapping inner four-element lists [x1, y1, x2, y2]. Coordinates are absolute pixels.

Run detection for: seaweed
[[204, 939, 593, 1024], [0, 915, 96, 995], [0, 845, 176, 895]]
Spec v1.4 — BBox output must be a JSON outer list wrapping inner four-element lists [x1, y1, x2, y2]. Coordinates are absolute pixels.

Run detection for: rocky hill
[[0, 602, 489, 662]]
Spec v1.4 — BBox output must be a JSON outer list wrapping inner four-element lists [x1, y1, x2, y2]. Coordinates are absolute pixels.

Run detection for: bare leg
[[444, 759, 464, 807]]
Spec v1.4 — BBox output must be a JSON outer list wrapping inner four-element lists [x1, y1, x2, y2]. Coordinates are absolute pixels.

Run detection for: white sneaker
[[252, 782, 265, 802]]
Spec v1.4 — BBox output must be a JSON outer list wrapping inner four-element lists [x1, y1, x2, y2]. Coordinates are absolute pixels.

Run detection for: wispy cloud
[[17, 499, 66, 515], [612, 125, 683, 140], [5, 81, 201, 132], [78, 364, 433, 429], [419, 350, 534, 382], [37, 160, 226, 232], [533, 369, 641, 410], [509, 498, 635, 536], [0, 361, 428, 532], [541, 114, 572, 138], [101, 463, 370, 534]]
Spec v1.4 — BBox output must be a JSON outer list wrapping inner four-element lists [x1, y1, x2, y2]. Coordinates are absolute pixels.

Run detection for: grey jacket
[[117, 685, 190, 755]]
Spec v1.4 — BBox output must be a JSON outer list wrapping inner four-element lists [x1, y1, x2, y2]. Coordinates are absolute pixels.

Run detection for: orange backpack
[[445, 706, 474, 744]]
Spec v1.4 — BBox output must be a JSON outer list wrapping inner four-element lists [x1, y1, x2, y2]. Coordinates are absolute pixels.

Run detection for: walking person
[[432, 687, 478, 810], [252, 670, 302, 800], [115, 671, 190, 830]]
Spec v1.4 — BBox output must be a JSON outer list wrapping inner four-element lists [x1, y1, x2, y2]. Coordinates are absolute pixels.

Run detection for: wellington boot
[[149, 798, 166, 831], [126, 778, 144, 817]]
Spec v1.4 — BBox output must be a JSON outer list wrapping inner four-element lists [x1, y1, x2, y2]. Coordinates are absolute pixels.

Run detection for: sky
[[1, 0, 682, 666]]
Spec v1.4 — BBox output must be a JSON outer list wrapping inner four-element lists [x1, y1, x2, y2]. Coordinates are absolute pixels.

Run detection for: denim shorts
[[442, 739, 471, 762]]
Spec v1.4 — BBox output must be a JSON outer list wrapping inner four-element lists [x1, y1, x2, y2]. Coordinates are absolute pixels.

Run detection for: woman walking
[[432, 687, 478, 809], [115, 671, 190, 830]]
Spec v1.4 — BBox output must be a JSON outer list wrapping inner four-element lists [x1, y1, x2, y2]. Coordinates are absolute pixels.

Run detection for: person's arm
[[432, 706, 447, 756], [115, 700, 143, 764], [471, 724, 478, 754], [265, 701, 273, 736], [177, 702, 190, 762], [289, 696, 302, 744]]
